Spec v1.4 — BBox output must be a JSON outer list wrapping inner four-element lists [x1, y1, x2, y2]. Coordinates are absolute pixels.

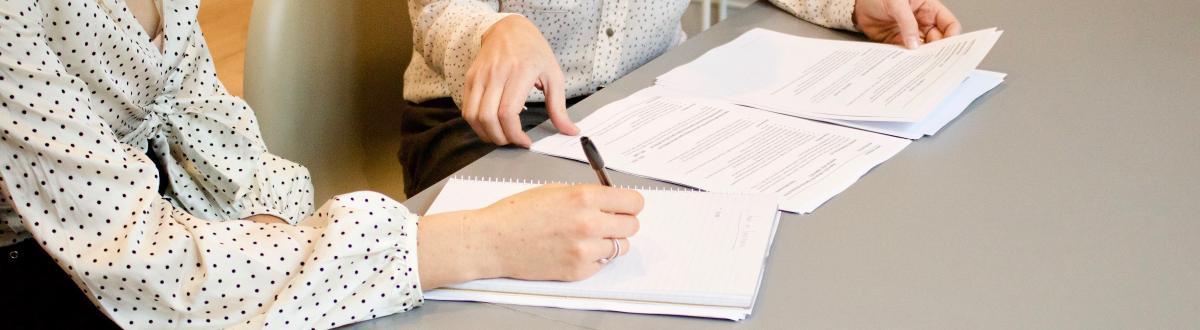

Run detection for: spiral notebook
[[422, 177, 782, 321]]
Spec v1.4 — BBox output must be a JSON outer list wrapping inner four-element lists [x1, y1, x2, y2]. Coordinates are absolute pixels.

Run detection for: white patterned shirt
[[0, 0, 422, 328], [404, 0, 857, 105]]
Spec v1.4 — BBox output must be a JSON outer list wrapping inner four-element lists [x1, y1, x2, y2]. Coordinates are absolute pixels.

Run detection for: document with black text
[[532, 87, 910, 213], [658, 28, 1003, 123]]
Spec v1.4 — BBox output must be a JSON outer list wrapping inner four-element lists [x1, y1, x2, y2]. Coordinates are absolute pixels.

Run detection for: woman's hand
[[463, 15, 580, 148], [854, 0, 962, 49], [476, 184, 643, 281], [417, 184, 643, 289]]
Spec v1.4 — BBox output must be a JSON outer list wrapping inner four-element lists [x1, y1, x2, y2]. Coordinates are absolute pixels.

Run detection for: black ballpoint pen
[[580, 136, 613, 187]]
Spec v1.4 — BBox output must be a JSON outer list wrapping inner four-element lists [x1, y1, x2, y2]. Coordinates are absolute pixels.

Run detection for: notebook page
[[427, 289, 753, 321], [429, 211, 780, 321], [424, 178, 780, 309]]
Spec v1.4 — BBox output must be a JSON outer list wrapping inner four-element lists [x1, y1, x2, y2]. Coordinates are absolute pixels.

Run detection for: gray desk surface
[[357, 1, 1200, 328]]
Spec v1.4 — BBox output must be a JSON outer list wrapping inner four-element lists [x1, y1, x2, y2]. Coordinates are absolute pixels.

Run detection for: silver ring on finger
[[597, 238, 621, 264]]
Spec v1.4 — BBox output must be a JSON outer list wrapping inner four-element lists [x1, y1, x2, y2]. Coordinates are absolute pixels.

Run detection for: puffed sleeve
[[235, 153, 317, 224], [408, 0, 517, 105], [768, 0, 859, 31], [0, 5, 422, 329], [121, 16, 316, 225]]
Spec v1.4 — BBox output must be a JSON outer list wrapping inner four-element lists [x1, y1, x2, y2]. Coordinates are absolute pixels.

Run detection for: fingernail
[[905, 36, 921, 49]]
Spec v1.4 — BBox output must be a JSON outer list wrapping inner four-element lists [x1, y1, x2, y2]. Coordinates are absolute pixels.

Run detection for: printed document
[[657, 28, 1003, 122], [822, 69, 1006, 139], [531, 87, 911, 213]]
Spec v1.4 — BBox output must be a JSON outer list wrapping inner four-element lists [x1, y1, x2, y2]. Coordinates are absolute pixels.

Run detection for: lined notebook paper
[[422, 178, 782, 321]]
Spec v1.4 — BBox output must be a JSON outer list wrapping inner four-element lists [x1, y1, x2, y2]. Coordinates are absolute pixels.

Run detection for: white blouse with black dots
[[404, 0, 857, 105], [0, 0, 422, 328]]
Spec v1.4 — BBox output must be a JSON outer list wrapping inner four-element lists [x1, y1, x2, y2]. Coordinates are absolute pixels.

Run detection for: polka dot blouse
[[404, 0, 857, 105], [0, 0, 422, 328]]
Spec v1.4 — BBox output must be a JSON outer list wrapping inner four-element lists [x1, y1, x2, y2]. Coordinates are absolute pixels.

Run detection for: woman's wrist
[[455, 208, 508, 280], [417, 209, 506, 290]]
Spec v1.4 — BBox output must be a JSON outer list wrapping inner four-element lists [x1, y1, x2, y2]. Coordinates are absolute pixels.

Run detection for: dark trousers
[[398, 98, 583, 197], [0, 239, 120, 329]]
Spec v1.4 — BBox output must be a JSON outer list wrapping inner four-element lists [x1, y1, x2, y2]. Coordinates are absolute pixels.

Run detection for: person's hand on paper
[[417, 184, 642, 289], [479, 184, 641, 281], [463, 15, 580, 148], [854, 0, 962, 49]]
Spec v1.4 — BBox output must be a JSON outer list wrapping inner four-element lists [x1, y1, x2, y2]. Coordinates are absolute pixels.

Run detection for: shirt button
[[606, 28, 615, 37], [8, 250, 18, 260]]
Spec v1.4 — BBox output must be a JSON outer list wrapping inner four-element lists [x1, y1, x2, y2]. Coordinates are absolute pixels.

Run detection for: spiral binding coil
[[450, 175, 704, 192]]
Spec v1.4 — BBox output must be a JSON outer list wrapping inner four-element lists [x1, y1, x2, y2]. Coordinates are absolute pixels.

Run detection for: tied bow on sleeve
[[120, 91, 267, 219]]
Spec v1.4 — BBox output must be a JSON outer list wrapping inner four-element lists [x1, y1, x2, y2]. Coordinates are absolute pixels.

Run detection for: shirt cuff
[[235, 154, 315, 224], [394, 213, 424, 308], [828, 0, 858, 32]]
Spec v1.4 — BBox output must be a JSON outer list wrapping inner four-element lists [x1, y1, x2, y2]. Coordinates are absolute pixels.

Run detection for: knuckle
[[567, 187, 596, 207], [497, 104, 521, 117], [486, 65, 507, 78], [566, 242, 587, 260], [572, 220, 596, 237], [478, 113, 499, 125]]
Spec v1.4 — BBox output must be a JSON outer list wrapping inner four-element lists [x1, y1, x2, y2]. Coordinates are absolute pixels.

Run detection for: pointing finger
[[541, 65, 580, 135], [887, 0, 922, 48]]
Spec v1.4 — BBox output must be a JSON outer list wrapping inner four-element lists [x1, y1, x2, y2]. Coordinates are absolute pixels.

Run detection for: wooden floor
[[198, 0, 254, 97]]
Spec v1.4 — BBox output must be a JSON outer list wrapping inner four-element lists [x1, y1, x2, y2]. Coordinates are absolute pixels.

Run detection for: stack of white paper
[[531, 89, 910, 214], [531, 28, 1005, 215], [440, 28, 1007, 321], [657, 28, 1004, 131], [423, 178, 782, 321], [624, 69, 1006, 140], [821, 69, 1006, 139]]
